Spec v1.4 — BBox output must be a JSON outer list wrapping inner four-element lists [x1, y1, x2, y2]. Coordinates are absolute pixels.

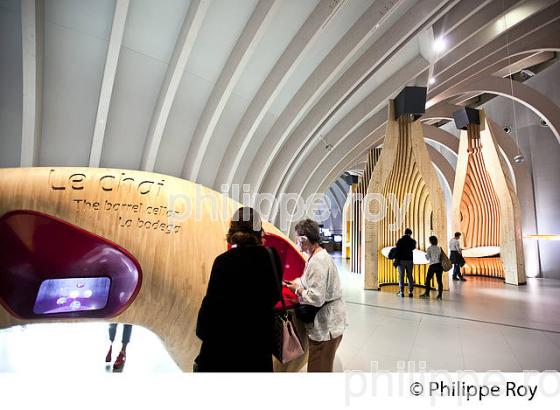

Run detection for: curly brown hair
[[226, 207, 263, 246]]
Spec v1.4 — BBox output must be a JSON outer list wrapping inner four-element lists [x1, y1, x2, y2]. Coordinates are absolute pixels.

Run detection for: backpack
[[387, 247, 398, 260]]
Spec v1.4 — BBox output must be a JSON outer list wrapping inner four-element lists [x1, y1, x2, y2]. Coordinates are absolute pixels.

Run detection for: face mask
[[296, 235, 308, 251]]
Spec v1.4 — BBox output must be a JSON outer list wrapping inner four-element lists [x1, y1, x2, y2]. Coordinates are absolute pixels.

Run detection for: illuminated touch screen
[[33, 277, 111, 314]]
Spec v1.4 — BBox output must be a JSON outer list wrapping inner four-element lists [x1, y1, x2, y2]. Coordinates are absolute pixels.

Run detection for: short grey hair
[[294, 219, 321, 244]]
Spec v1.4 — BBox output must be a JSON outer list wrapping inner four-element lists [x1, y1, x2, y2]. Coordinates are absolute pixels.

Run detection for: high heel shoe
[[105, 345, 112, 363], [113, 351, 126, 371]]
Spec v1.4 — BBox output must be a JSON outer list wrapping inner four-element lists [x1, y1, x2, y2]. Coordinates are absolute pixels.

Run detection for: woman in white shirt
[[285, 219, 348, 372], [420, 236, 444, 300]]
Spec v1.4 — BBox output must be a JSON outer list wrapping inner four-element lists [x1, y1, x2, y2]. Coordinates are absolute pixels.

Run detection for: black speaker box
[[394, 86, 427, 120], [453, 107, 480, 130], [342, 173, 359, 185]]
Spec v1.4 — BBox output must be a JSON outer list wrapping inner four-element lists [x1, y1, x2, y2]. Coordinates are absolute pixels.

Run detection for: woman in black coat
[[195, 207, 282, 372]]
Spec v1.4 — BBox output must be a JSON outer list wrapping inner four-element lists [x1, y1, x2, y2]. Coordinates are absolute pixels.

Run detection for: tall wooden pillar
[[452, 108, 526, 285], [364, 88, 448, 290], [351, 148, 380, 274]]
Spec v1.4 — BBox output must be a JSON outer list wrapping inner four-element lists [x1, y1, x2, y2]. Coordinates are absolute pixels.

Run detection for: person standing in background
[[449, 232, 467, 281], [106, 323, 132, 371], [420, 236, 444, 300], [395, 228, 416, 297]]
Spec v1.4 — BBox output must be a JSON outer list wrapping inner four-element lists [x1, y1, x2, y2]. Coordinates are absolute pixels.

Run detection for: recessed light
[[429, 77, 436, 85], [433, 37, 447, 52]]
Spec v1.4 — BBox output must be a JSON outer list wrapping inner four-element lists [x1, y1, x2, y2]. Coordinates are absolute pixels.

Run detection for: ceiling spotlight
[[429, 77, 436, 85], [514, 154, 525, 164], [325, 143, 333, 152], [503, 126, 511, 134], [433, 37, 447, 52], [539, 118, 548, 127]]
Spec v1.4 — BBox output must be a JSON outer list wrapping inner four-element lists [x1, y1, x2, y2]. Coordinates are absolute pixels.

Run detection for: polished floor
[[333, 253, 560, 372], [1, 254, 559, 373]]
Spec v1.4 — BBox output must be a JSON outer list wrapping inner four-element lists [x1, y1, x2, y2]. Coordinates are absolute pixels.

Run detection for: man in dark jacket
[[395, 228, 416, 297]]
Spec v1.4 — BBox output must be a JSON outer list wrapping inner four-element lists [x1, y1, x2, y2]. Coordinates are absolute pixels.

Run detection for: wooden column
[[456, 121, 503, 278], [350, 148, 380, 274], [452, 111, 526, 285], [364, 101, 448, 290]]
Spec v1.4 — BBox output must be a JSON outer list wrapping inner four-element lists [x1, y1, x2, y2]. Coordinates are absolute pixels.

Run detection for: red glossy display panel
[[263, 233, 305, 309], [0, 210, 142, 319]]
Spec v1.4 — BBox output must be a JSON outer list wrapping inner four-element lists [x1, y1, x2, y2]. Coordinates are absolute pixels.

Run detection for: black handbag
[[294, 264, 335, 324], [459, 254, 466, 267], [294, 304, 321, 323], [388, 247, 400, 268]]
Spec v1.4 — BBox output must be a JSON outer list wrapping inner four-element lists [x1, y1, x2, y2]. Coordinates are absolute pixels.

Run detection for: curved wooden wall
[[462, 257, 503, 278], [0, 167, 305, 371], [364, 102, 448, 290], [452, 113, 526, 285], [459, 123, 504, 278]]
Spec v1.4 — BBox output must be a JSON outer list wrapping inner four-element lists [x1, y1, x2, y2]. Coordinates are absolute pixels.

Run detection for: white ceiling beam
[[314, 129, 385, 198], [324, 188, 340, 230], [333, 180, 350, 212], [288, 39, 552, 227], [257, 0, 456, 202], [217, 0, 407, 190], [492, 51, 555, 77], [427, 145, 455, 193], [422, 123, 459, 155], [432, 0, 521, 67], [282, 122, 386, 229], [286, 109, 386, 221], [422, 102, 460, 119], [432, 75, 560, 145], [333, 177, 350, 197], [432, 0, 494, 38], [430, 0, 558, 95], [212, 0, 348, 189], [88, 0, 129, 168], [327, 185, 344, 217], [140, 0, 210, 172], [430, 18, 560, 102], [181, 0, 281, 185], [270, 56, 429, 221], [20, 0, 43, 167], [235, 0, 416, 193]]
